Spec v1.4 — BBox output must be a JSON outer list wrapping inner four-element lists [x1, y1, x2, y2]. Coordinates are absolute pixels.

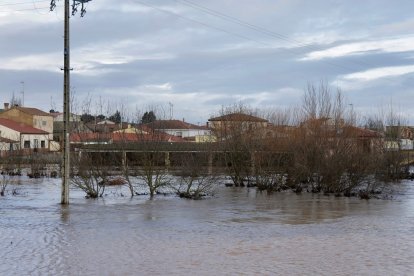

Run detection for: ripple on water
[[0, 178, 414, 275]]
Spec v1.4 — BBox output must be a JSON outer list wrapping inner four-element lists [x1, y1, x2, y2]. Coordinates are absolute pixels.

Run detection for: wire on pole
[[49, 0, 92, 205], [50, 0, 91, 16]]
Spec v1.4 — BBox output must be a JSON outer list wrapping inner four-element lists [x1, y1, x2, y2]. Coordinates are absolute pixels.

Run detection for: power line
[[173, 0, 413, 87], [0, 0, 49, 7], [132, 0, 269, 48], [138, 0, 348, 88], [174, 0, 377, 73], [132, 0, 357, 75], [0, 6, 52, 13]]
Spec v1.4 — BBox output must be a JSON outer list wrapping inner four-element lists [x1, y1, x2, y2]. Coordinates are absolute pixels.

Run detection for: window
[[176, 131, 182, 137], [24, 140, 30, 148], [34, 139, 39, 148], [42, 121, 47, 126], [41, 140, 45, 148]]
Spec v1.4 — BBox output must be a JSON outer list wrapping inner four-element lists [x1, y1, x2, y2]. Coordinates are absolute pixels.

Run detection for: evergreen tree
[[109, 110, 121, 123], [81, 113, 95, 123], [141, 111, 156, 124]]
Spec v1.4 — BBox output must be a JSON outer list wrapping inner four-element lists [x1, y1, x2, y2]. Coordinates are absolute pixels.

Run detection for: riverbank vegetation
[[1, 83, 412, 200]]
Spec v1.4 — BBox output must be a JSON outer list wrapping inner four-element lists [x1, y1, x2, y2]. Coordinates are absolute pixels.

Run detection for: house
[[50, 111, 81, 122], [298, 117, 383, 152], [112, 124, 150, 135], [0, 105, 53, 134], [0, 118, 51, 152], [342, 126, 384, 152], [52, 112, 91, 143], [70, 130, 185, 145], [112, 131, 185, 143], [385, 126, 414, 150], [85, 119, 127, 133], [208, 113, 268, 140], [70, 133, 112, 145], [299, 117, 345, 134], [144, 120, 213, 142], [0, 137, 19, 157]]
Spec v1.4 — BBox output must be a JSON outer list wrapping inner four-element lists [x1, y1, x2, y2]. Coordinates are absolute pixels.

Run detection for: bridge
[[74, 142, 291, 172]]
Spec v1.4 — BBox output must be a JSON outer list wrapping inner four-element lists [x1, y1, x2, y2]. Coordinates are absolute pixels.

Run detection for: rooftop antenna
[[169, 102, 173, 120], [20, 81, 25, 107], [50, 0, 92, 205]]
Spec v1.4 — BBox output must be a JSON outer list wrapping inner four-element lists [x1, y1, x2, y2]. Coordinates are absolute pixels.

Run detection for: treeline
[[66, 83, 410, 200], [215, 83, 409, 199], [2, 83, 409, 200]]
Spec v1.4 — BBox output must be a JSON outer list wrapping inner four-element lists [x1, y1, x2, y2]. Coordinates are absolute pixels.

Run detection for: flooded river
[[1, 177, 414, 275]]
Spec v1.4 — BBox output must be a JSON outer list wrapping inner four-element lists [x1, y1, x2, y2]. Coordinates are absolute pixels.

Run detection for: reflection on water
[[1, 178, 414, 275]]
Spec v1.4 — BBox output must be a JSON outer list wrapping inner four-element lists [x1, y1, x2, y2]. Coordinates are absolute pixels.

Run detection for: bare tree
[[71, 149, 116, 198], [210, 103, 267, 186], [69, 98, 122, 198], [173, 149, 218, 199], [125, 109, 172, 198], [288, 82, 387, 197], [254, 109, 294, 192], [0, 152, 21, 196]]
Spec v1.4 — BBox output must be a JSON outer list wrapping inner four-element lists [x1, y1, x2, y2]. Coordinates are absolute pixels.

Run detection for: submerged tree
[[0, 151, 21, 196], [71, 150, 115, 198], [209, 103, 268, 186], [173, 148, 218, 199], [122, 109, 172, 198], [286, 82, 387, 198]]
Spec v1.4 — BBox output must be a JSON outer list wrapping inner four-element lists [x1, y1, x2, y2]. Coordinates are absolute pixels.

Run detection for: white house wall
[[0, 125, 20, 141], [33, 115, 53, 133], [20, 134, 51, 149], [162, 129, 211, 138], [400, 139, 414, 150], [53, 113, 81, 122]]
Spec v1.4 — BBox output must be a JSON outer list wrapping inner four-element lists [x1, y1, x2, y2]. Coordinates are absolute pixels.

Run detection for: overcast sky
[[0, 0, 413, 124]]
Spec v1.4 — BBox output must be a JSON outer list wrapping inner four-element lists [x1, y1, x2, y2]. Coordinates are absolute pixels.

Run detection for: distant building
[[385, 126, 414, 150], [0, 118, 51, 151], [51, 112, 90, 143], [145, 120, 212, 142], [0, 105, 53, 134], [85, 119, 128, 133], [0, 136, 19, 157], [70, 131, 185, 145], [208, 113, 268, 140], [50, 111, 81, 122]]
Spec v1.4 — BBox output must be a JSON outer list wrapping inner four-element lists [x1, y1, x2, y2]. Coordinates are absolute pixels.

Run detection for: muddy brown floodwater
[[1, 177, 414, 275]]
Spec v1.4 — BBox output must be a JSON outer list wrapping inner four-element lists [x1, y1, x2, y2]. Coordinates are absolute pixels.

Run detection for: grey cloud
[[1, 0, 414, 123]]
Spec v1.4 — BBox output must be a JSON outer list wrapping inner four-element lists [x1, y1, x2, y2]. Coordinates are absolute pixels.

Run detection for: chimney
[[4, 103, 9, 110]]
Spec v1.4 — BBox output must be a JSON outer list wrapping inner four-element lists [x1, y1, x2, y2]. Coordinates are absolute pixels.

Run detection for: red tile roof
[[144, 120, 208, 130], [70, 133, 111, 143], [209, 113, 268, 122], [11, 107, 52, 117], [70, 131, 186, 143], [0, 118, 49, 134], [343, 126, 383, 138], [112, 132, 185, 143]]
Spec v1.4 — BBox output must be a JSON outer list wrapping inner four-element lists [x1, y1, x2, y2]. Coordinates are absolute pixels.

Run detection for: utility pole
[[50, 0, 91, 205]]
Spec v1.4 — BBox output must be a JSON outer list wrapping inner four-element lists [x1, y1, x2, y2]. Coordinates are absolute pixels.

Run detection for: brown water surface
[[1, 178, 413, 275]]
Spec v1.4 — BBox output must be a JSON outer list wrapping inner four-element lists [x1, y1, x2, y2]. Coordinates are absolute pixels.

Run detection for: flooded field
[[1, 177, 414, 275]]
